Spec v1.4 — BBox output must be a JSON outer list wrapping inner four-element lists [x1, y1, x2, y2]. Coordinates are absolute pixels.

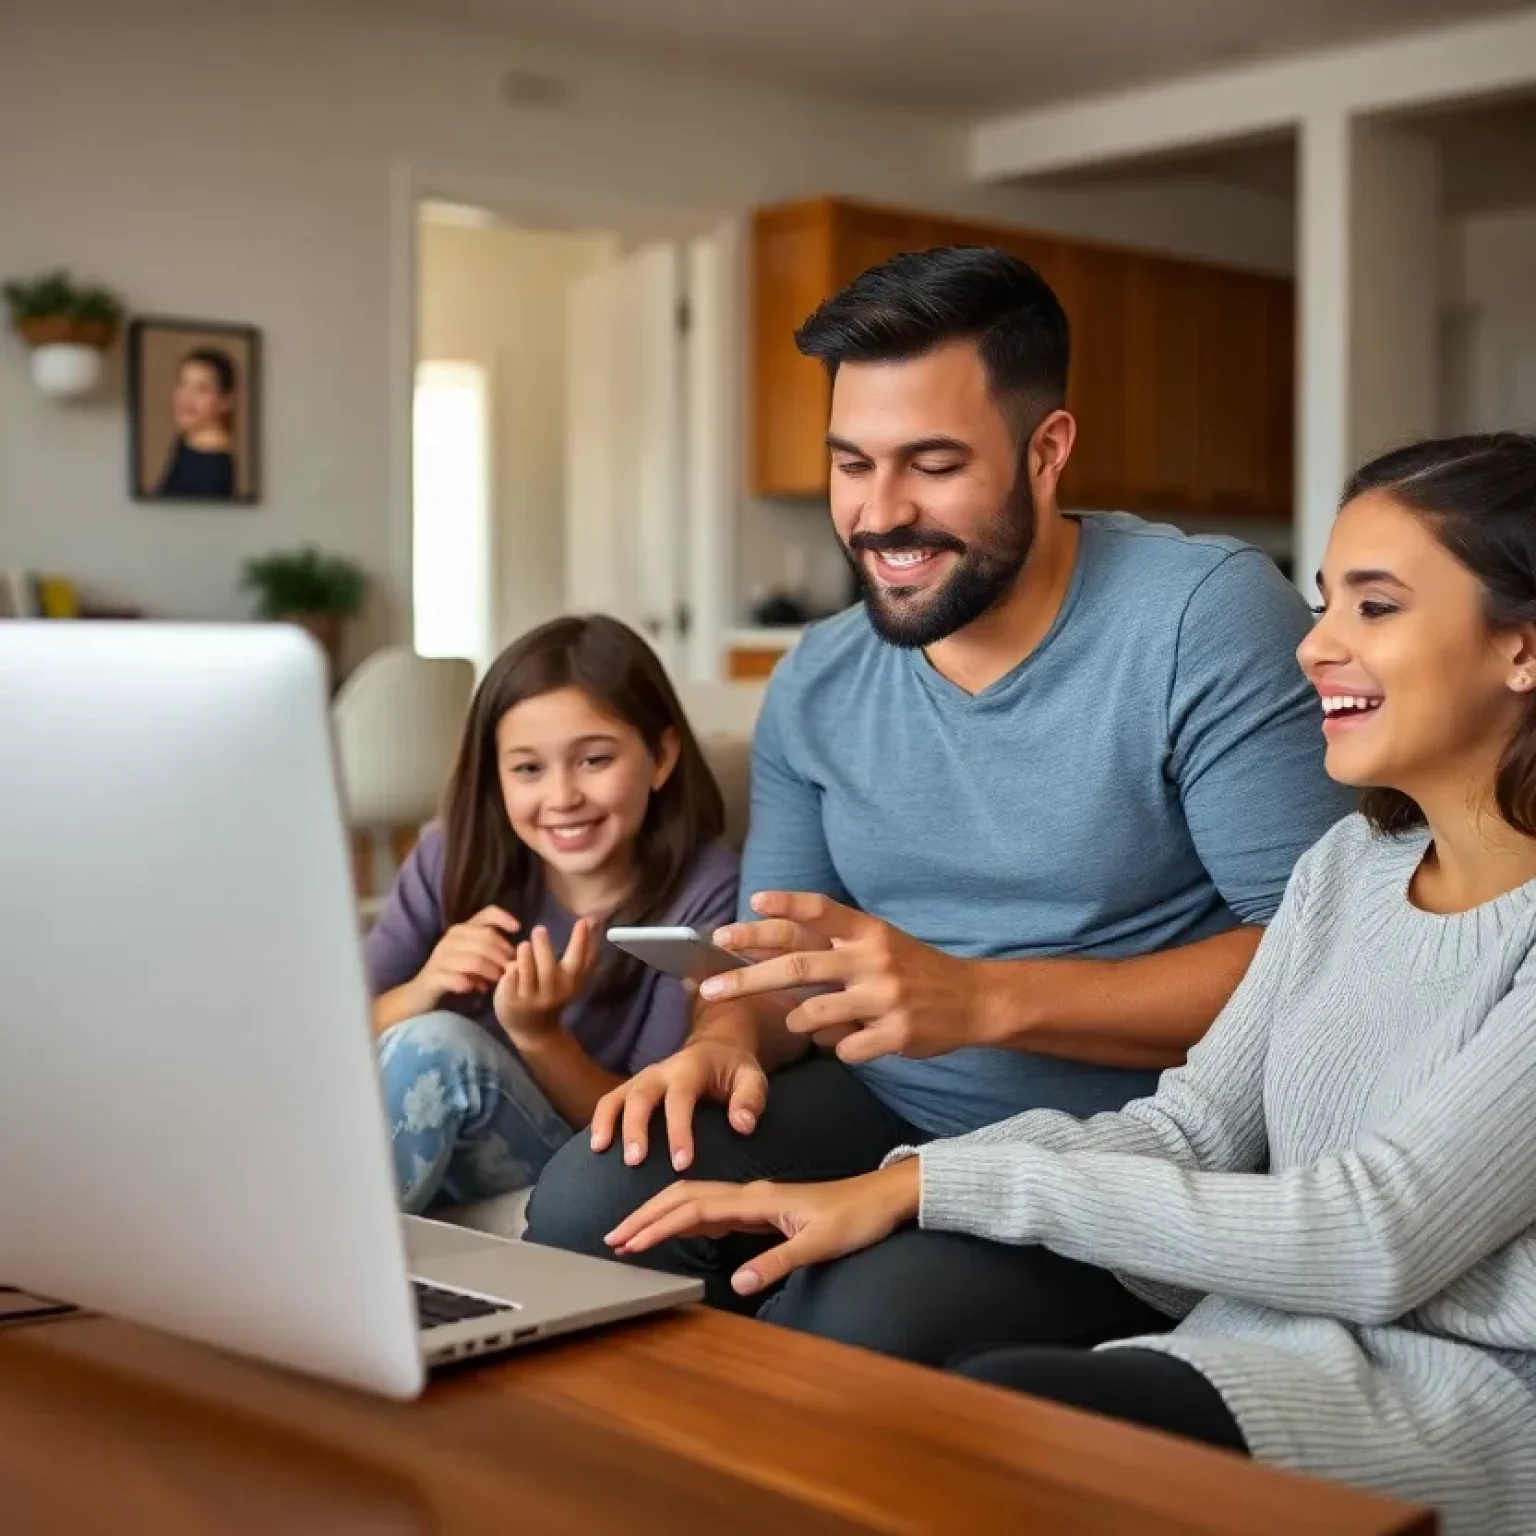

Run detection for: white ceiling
[[393, 0, 1532, 114], [1060, 92, 1536, 218]]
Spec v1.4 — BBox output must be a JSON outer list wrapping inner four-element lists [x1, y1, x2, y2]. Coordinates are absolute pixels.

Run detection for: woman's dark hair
[[794, 245, 1070, 442], [440, 614, 725, 1004], [1345, 432, 1536, 837], [180, 347, 237, 397]]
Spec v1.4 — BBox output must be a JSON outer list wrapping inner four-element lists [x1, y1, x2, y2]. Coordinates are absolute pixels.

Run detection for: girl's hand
[[494, 920, 596, 1044], [603, 1160, 921, 1296], [413, 906, 520, 1007]]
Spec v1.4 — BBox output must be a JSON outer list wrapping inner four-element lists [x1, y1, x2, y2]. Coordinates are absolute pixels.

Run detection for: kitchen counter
[[724, 626, 805, 648]]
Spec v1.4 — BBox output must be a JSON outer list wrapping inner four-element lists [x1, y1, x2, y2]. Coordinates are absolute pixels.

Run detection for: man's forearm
[[692, 992, 811, 1072], [973, 926, 1263, 1069]]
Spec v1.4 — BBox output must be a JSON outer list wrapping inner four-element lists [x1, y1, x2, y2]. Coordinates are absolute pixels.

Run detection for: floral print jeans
[[377, 1011, 573, 1214]]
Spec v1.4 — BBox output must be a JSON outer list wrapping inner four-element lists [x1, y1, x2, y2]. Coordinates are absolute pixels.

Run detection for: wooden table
[[1, 1308, 1435, 1535]]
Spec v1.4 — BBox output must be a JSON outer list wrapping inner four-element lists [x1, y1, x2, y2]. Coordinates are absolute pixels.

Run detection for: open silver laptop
[[0, 622, 700, 1399]]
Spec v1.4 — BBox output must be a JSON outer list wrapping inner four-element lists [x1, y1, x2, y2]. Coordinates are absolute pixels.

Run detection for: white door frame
[[684, 223, 743, 683], [389, 161, 732, 675]]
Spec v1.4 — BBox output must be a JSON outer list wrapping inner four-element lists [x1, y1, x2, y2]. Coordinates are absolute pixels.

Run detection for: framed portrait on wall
[[127, 317, 261, 503]]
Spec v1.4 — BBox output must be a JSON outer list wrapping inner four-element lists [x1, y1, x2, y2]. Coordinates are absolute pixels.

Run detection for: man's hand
[[703, 893, 990, 1065], [605, 1160, 921, 1296], [589, 1038, 769, 1173], [709, 910, 851, 1049]]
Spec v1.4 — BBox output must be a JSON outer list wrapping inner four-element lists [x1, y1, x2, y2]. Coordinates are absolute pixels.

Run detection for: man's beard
[[845, 472, 1035, 650]]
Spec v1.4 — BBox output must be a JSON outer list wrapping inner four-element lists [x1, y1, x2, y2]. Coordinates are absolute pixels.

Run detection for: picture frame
[[127, 316, 261, 504]]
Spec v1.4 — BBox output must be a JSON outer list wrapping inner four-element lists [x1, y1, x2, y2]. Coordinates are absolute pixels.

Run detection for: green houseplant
[[240, 545, 368, 678], [3, 268, 125, 350]]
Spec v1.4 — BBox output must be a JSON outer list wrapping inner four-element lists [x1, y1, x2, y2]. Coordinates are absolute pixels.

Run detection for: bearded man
[[526, 245, 1351, 1366]]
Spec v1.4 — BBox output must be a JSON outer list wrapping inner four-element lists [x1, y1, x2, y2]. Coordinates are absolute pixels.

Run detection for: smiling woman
[[604, 436, 1536, 1536], [1303, 434, 1536, 859]]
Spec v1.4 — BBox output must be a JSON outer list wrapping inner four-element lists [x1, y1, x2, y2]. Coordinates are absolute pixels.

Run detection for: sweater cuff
[[912, 1140, 1044, 1239]]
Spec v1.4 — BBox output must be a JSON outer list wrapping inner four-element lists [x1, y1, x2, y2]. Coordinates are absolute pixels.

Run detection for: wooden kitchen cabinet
[[832, 203, 954, 288], [749, 197, 1294, 520], [751, 201, 839, 500], [750, 199, 950, 497], [1124, 252, 1206, 513], [1054, 239, 1133, 512]]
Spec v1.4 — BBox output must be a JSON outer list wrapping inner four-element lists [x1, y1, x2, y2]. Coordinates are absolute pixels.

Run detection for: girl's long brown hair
[[440, 615, 725, 1004]]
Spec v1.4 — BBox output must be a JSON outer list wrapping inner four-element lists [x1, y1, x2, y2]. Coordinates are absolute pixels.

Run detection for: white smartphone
[[605, 925, 750, 984]]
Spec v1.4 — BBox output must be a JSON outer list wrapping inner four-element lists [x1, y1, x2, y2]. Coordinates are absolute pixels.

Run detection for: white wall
[[736, 499, 852, 622], [1347, 122, 1442, 469], [0, 0, 1294, 655], [416, 218, 619, 647], [1443, 208, 1536, 434]]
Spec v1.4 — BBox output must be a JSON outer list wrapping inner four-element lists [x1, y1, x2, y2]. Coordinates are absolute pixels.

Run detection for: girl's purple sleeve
[[623, 843, 743, 1074], [363, 826, 449, 998]]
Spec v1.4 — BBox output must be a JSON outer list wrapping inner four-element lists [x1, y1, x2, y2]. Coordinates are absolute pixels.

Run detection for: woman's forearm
[[915, 1124, 1506, 1327]]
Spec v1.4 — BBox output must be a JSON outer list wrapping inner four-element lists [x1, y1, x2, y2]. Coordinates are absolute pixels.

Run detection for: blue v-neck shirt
[[742, 513, 1354, 1137]]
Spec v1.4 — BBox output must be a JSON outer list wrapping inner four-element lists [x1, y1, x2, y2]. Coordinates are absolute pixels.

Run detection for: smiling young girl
[[366, 615, 739, 1213]]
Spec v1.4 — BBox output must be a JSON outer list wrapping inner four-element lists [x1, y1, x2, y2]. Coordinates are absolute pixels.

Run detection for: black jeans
[[953, 1345, 1248, 1455], [525, 1054, 1166, 1366]]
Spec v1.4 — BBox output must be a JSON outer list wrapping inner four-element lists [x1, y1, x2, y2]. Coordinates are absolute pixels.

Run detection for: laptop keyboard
[[413, 1280, 514, 1330]]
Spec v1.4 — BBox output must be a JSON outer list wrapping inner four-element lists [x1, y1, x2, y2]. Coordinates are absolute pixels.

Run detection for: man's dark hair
[[794, 245, 1070, 436]]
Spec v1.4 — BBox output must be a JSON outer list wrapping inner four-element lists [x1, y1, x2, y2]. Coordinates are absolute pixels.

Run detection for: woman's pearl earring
[[1514, 673, 1532, 693]]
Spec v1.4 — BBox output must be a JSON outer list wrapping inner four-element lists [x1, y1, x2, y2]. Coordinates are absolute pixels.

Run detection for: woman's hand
[[603, 1160, 921, 1296], [413, 906, 521, 1007], [494, 920, 595, 1045]]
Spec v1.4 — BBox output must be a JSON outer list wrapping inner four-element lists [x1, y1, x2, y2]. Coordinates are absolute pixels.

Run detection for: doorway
[[399, 174, 736, 682]]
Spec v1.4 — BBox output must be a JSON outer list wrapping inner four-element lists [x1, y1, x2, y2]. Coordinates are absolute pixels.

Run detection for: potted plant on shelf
[[240, 545, 368, 681], [3, 269, 125, 399]]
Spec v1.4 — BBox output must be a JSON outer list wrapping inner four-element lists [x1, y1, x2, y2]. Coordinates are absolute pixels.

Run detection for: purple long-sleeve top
[[365, 825, 741, 1074]]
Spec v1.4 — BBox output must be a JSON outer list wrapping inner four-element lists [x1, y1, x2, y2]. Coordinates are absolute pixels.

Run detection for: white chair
[[331, 648, 475, 915]]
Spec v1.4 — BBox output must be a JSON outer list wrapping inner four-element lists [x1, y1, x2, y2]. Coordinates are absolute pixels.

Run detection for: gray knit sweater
[[901, 815, 1536, 1535]]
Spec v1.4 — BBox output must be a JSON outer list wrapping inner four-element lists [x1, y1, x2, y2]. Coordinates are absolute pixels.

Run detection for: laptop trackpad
[[402, 1213, 515, 1264], [403, 1217, 528, 1306]]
